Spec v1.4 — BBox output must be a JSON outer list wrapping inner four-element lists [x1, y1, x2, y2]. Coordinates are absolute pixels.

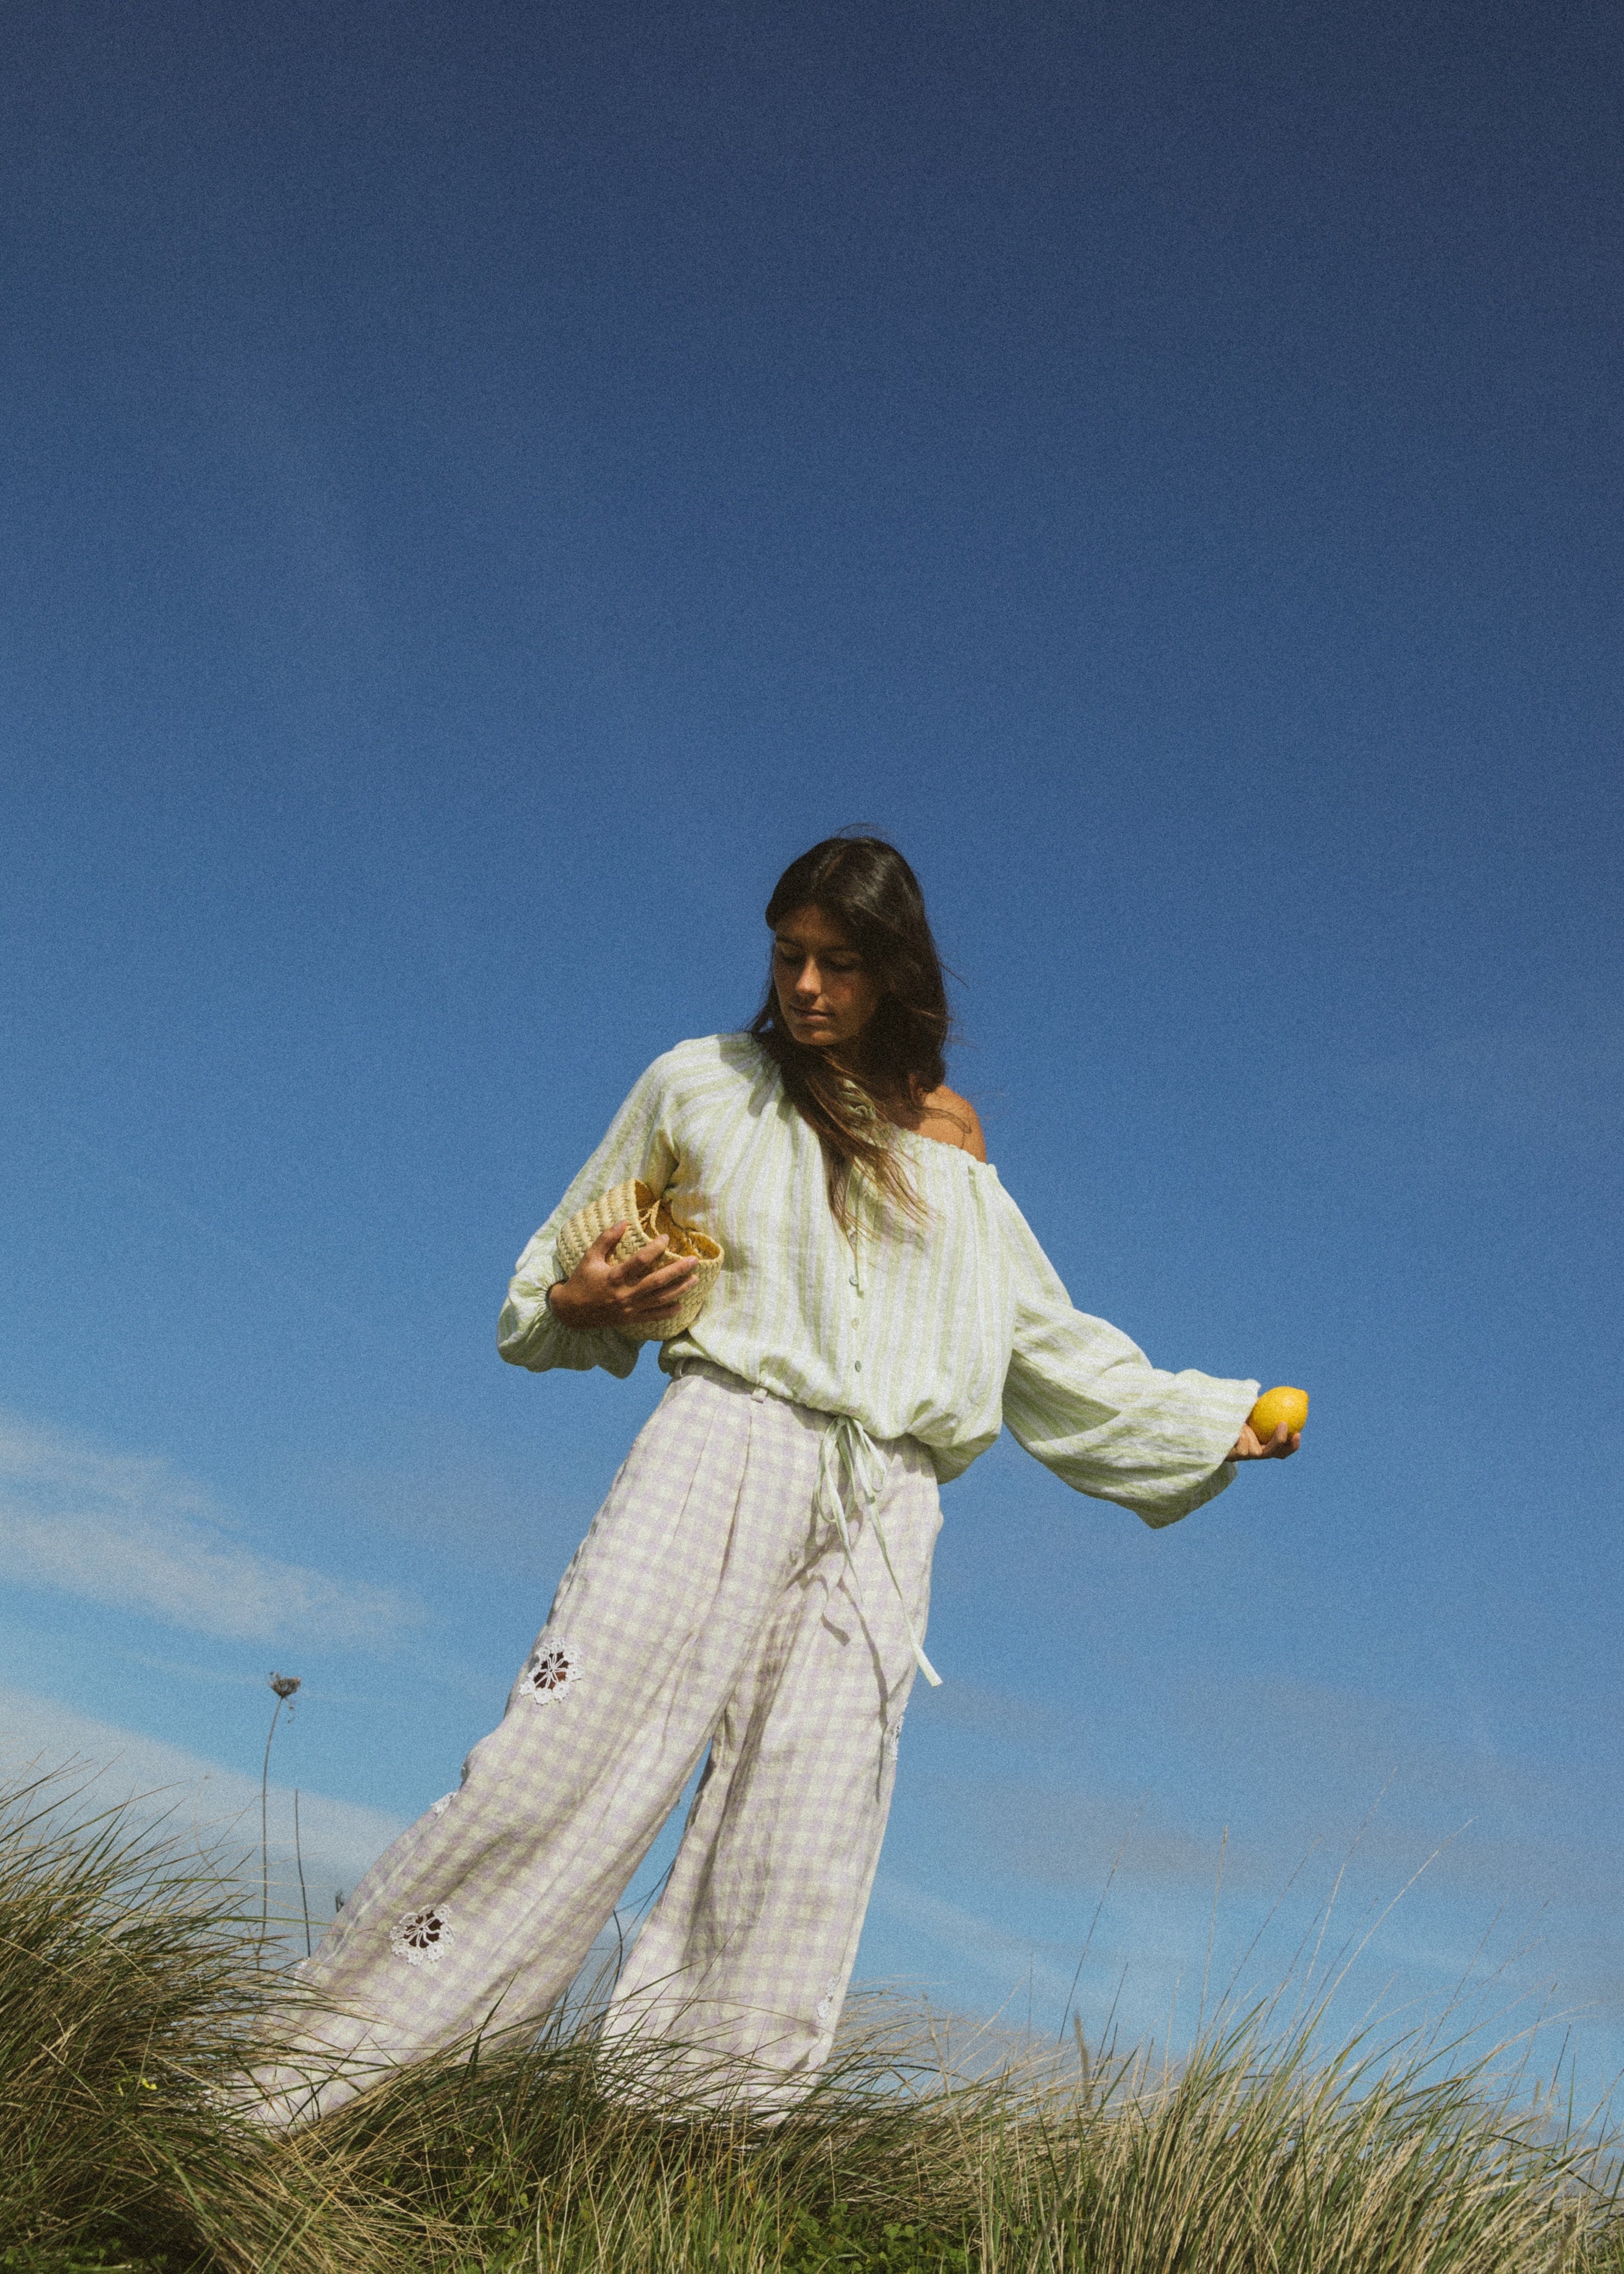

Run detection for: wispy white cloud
[[901, 1663, 1624, 2079], [922, 1663, 1624, 1923], [871, 1872, 1081, 2003], [313, 1444, 599, 1564], [0, 1681, 407, 1932], [0, 1412, 421, 1647]]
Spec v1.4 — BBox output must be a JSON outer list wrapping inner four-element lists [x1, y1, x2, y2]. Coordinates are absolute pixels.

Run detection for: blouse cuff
[[496, 1249, 641, 1378]]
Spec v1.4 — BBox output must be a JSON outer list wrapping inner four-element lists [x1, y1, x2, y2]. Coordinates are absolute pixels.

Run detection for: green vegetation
[[1, 1777, 1618, 2272]]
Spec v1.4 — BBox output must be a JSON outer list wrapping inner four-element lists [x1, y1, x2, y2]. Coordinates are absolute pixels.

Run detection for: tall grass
[[0, 1775, 418, 2271], [1, 1775, 1619, 2272]]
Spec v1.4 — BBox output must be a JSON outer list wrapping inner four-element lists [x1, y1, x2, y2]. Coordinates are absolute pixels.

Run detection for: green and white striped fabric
[[498, 1034, 1257, 1527]]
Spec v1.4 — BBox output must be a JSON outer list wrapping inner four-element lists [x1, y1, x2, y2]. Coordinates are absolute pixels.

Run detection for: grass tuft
[[1, 1775, 1620, 2271]]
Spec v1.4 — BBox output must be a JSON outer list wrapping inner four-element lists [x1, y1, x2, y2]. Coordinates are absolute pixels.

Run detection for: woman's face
[[772, 904, 881, 1056]]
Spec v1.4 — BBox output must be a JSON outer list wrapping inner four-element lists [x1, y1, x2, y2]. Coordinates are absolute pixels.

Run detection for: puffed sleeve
[[496, 1053, 682, 1377], [996, 1191, 1258, 1527]]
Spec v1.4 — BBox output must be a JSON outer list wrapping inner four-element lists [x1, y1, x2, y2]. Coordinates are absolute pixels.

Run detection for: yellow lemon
[[1248, 1385, 1309, 1441]]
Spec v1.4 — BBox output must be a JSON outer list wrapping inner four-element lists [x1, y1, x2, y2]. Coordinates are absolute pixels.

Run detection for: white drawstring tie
[[814, 1413, 941, 1688]]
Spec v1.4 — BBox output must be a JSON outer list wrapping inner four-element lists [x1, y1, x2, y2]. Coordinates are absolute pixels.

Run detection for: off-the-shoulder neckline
[[723, 1033, 995, 1174], [890, 1122, 995, 1174]]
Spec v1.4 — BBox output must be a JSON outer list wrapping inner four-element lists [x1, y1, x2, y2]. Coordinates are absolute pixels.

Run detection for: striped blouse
[[498, 1033, 1257, 1528]]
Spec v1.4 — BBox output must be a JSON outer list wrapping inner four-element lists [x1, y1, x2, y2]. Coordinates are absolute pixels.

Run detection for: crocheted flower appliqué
[[523, 1641, 581, 1704], [884, 1716, 904, 1761], [390, 1904, 454, 1967], [430, 1791, 457, 1818], [814, 1973, 843, 2027]]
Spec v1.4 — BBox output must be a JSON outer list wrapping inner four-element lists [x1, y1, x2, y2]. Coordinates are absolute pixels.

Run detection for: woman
[[254, 836, 1296, 2124]]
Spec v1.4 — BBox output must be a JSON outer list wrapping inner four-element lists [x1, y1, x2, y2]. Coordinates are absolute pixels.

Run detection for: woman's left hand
[[1229, 1421, 1301, 1460]]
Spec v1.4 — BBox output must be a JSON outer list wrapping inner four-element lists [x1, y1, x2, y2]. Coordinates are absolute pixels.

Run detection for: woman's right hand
[[548, 1223, 699, 1334]]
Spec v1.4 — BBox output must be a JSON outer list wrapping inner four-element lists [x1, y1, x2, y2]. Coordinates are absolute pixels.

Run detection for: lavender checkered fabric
[[250, 1365, 938, 2123]]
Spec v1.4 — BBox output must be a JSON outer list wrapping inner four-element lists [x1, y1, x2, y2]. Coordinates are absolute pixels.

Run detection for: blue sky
[[2, 0, 1620, 2098]]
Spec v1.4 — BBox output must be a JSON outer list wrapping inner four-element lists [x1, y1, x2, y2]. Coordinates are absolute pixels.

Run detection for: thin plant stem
[[259, 1692, 286, 1955], [293, 1786, 312, 1959], [258, 1673, 300, 1960]]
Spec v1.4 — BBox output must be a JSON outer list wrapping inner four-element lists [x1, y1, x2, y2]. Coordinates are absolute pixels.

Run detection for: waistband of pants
[[665, 1357, 941, 1688], [666, 1354, 846, 1426], [666, 1353, 776, 1402]]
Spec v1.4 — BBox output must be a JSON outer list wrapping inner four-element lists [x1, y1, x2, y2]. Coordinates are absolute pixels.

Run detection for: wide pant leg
[[251, 1367, 940, 2123], [601, 1426, 941, 2105]]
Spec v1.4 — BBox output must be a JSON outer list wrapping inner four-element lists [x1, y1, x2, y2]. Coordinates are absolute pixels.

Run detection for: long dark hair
[[749, 835, 951, 1225]]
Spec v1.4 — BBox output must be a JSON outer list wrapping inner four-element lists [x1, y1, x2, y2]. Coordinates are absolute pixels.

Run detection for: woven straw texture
[[554, 1178, 724, 1344]]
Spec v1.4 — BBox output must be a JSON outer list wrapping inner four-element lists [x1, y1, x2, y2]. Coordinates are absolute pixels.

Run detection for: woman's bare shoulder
[[913, 1083, 988, 1162]]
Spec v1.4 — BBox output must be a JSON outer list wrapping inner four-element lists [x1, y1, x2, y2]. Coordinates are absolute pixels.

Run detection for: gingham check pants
[[254, 1363, 941, 2121]]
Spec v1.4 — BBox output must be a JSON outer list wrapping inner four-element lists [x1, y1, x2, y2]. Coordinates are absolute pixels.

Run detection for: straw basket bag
[[553, 1179, 724, 1344]]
